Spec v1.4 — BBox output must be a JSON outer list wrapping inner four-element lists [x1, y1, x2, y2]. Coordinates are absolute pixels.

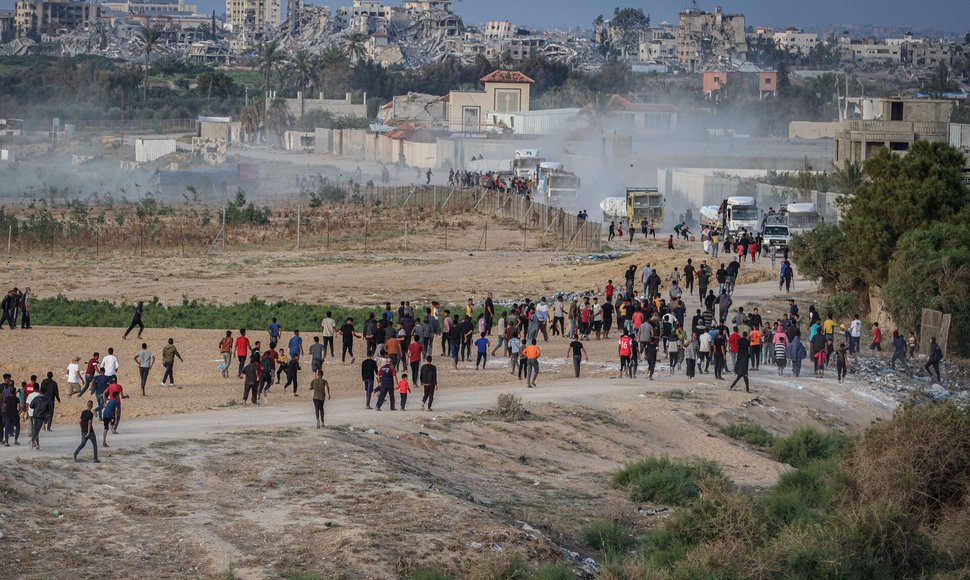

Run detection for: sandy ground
[[1, 245, 889, 579]]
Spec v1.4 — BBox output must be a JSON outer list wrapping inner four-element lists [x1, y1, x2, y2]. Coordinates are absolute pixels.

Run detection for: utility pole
[[296, 204, 301, 253]]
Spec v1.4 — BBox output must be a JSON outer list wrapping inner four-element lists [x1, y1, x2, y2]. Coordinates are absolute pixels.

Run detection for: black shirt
[[340, 323, 355, 342], [80, 409, 94, 434], [4, 394, 19, 418], [601, 302, 614, 319], [242, 363, 259, 384], [360, 358, 378, 381], [569, 340, 584, 357]]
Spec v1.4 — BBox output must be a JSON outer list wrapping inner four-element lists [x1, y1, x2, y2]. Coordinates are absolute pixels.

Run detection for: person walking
[[310, 370, 331, 427], [28, 388, 50, 450], [67, 356, 83, 397], [835, 342, 849, 383], [79, 352, 100, 397], [567, 334, 587, 378], [219, 331, 233, 379], [242, 353, 260, 405], [39, 372, 60, 431], [890, 330, 908, 371], [474, 332, 489, 369], [375, 358, 396, 411], [321, 312, 337, 359], [522, 339, 541, 388], [361, 353, 378, 409], [729, 332, 751, 392], [283, 354, 301, 396], [268, 317, 282, 350], [788, 335, 807, 377], [341, 318, 360, 364], [101, 394, 120, 448], [397, 373, 411, 411], [235, 329, 251, 378], [73, 400, 99, 463], [924, 337, 944, 382], [3, 382, 20, 446], [684, 333, 698, 379], [101, 348, 119, 384], [161, 338, 183, 388], [122, 301, 145, 340], [420, 356, 437, 411], [134, 342, 154, 395], [309, 336, 325, 374]]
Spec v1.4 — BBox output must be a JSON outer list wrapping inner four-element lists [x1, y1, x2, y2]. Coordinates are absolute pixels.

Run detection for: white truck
[[724, 196, 760, 234], [535, 162, 581, 201], [783, 202, 822, 234], [760, 213, 791, 254], [700, 197, 760, 234]]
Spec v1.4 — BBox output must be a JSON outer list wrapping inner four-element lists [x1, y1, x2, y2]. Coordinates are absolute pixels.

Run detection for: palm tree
[[252, 39, 288, 110], [831, 160, 865, 195], [135, 24, 161, 102], [265, 98, 294, 147], [341, 32, 368, 63], [239, 97, 264, 144], [291, 50, 316, 117]]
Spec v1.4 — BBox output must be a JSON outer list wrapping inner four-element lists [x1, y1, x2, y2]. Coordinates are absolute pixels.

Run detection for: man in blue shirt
[[475, 332, 490, 369], [91, 367, 111, 419], [268, 317, 281, 349], [289, 330, 304, 359]]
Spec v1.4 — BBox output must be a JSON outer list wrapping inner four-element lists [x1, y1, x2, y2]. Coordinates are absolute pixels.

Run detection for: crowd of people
[[0, 246, 948, 462]]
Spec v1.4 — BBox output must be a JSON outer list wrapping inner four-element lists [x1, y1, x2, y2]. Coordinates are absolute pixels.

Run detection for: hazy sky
[[1, 0, 967, 33]]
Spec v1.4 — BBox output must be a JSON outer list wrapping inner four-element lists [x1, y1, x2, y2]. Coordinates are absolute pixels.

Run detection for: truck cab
[[626, 187, 665, 226], [725, 196, 760, 235], [783, 202, 821, 234], [760, 213, 791, 254], [536, 162, 580, 200]]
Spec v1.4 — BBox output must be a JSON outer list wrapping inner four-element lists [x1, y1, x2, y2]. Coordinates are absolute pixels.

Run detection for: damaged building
[[677, 5, 746, 72]]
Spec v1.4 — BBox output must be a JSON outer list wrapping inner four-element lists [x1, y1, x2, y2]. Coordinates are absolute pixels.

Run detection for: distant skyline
[[1, 0, 968, 35]]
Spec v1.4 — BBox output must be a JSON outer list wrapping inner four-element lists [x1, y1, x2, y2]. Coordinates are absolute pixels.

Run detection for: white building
[[226, 0, 279, 48], [772, 27, 818, 54]]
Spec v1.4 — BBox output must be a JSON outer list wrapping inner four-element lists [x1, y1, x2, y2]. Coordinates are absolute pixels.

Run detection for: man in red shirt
[[105, 379, 125, 433], [79, 352, 100, 397], [870, 322, 882, 352], [728, 327, 740, 373], [618, 330, 634, 378], [407, 340, 423, 385], [605, 280, 615, 304], [235, 329, 251, 378]]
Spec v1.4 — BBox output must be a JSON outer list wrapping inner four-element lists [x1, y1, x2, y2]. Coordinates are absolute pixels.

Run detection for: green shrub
[[771, 427, 852, 468], [612, 457, 730, 506], [763, 459, 844, 528], [584, 520, 634, 555], [408, 569, 450, 580], [821, 291, 858, 321], [531, 563, 575, 580], [720, 422, 776, 448]]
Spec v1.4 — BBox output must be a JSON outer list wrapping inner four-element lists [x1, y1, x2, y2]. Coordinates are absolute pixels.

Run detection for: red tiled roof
[[480, 70, 535, 84], [607, 95, 681, 113]]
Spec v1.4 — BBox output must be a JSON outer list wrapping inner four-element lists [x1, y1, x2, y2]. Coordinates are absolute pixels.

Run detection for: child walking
[[397, 373, 411, 411]]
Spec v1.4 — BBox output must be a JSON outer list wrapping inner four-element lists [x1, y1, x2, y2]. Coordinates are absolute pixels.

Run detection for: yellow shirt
[[823, 319, 835, 334]]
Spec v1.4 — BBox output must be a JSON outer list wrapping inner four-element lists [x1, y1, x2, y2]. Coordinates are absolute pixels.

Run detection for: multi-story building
[[334, 0, 392, 33], [403, 0, 453, 14], [639, 25, 678, 64], [838, 37, 902, 63], [677, 6, 746, 71], [703, 70, 778, 99], [772, 27, 818, 55], [903, 42, 953, 67], [14, 0, 100, 39], [484, 36, 543, 63], [0, 9, 15, 42], [834, 98, 954, 163], [483, 20, 513, 39], [100, 0, 199, 15], [226, 0, 279, 49]]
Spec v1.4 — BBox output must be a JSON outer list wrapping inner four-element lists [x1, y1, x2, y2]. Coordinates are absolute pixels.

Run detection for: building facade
[[226, 0, 279, 49], [677, 6, 746, 71], [834, 98, 954, 163], [15, 0, 100, 39]]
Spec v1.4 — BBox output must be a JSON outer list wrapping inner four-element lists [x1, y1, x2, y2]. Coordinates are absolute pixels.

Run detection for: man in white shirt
[[101, 348, 120, 382], [641, 264, 653, 296], [320, 312, 337, 359], [849, 315, 862, 354]]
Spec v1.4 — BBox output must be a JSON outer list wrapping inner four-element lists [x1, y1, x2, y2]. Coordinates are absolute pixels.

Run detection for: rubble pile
[[849, 355, 969, 405]]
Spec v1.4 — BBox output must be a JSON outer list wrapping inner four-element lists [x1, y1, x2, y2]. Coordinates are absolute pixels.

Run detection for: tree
[[838, 141, 970, 284], [291, 50, 317, 117], [790, 223, 860, 291], [196, 70, 239, 100], [135, 24, 161, 102], [831, 159, 865, 194], [776, 60, 791, 93], [924, 62, 959, 96], [252, 39, 287, 108], [239, 97, 263, 144], [603, 7, 650, 61], [342, 31, 368, 63], [264, 97, 294, 146], [882, 223, 970, 356]]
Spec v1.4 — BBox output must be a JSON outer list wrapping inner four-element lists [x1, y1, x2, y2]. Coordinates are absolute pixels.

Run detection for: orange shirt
[[397, 379, 410, 394], [522, 345, 541, 360], [385, 338, 402, 355], [749, 329, 763, 346]]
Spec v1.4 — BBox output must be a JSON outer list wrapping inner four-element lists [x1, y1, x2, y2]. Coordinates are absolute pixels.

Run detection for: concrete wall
[[199, 121, 241, 144], [287, 93, 367, 119], [789, 121, 839, 140]]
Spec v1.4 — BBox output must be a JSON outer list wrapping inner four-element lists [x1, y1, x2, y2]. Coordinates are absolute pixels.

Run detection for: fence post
[[296, 204, 302, 254], [326, 219, 330, 251], [6, 225, 10, 257]]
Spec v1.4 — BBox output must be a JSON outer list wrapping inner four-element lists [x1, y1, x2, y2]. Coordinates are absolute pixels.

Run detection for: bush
[[763, 459, 844, 527], [843, 402, 970, 522], [584, 520, 635, 555], [771, 426, 852, 468], [720, 422, 776, 448], [408, 569, 450, 580], [612, 457, 730, 506], [821, 291, 858, 321], [493, 393, 529, 422]]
